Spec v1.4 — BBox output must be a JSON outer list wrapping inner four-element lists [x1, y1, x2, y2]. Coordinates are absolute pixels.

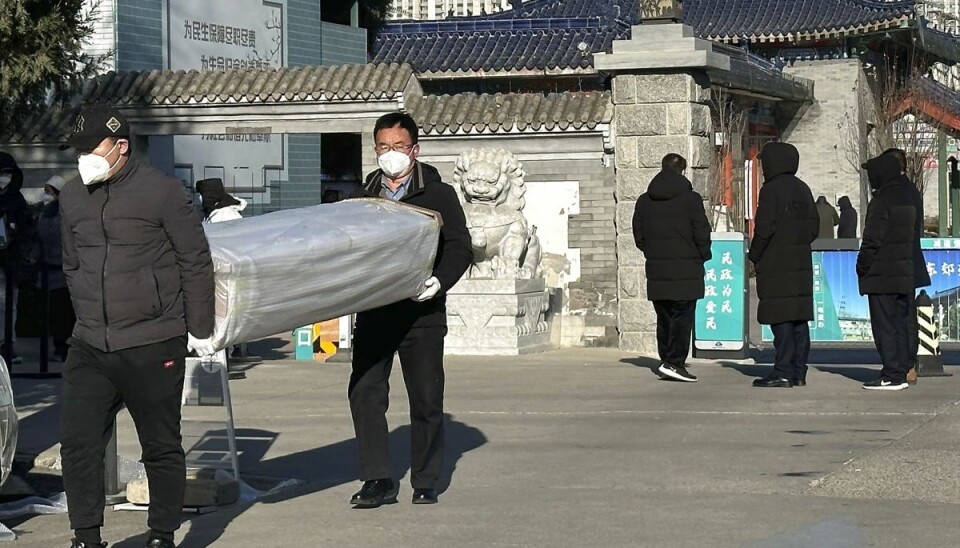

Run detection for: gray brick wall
[[116, 0, 163, 71], [783, 60, 867, 219]]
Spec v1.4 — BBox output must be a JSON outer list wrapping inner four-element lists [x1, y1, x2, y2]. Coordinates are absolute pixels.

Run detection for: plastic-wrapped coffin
[[0, 357, 16, 488], [204, 198, 440, 350]]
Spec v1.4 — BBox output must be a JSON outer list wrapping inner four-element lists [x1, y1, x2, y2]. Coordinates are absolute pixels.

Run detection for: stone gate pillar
[[595, 24, 730, 355]]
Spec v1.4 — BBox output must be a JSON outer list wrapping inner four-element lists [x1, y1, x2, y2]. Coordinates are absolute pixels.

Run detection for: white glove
[[187, 333, 217, 356], [413, 276, 441, 302]]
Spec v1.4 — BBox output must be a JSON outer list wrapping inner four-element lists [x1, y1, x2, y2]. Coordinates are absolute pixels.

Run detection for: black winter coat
[[60, 157, 215, 352], [748, 143, 818, 325], [857, 156, 917, 295], [837, 196, 858, 238], [356, 161, 473, 330], [632, 170, 712, 301], [0, 153, 32, 271], [899, 175, 931, 288], [815, 197, 838, 239]]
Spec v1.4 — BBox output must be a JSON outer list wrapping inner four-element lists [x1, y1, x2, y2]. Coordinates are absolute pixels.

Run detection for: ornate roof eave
[[417, 67, 598, 80], [706, 15, 912, 44]]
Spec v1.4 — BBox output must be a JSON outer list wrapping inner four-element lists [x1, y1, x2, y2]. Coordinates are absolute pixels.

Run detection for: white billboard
[[163, 0, 287, 201]]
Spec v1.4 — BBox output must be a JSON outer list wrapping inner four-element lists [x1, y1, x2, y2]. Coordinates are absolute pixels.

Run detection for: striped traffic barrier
[[916, 290, 951, 378]]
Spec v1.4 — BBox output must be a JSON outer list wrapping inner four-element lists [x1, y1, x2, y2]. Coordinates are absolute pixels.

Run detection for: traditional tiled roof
[[0, 105, 81, 144], [82, 63, 417, 105], [371, 18, 622, 74], [711, 43, 814, 102], [407, 91, 613, 135], [901, 77, 960, 136], [684, 0, 913, 42]]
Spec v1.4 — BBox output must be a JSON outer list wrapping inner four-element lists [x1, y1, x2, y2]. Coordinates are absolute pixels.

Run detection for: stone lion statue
[[452, 149, 542, 280]]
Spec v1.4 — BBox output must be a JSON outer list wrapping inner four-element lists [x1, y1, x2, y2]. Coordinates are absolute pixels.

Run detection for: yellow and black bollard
[[916, 290, 951, 377]]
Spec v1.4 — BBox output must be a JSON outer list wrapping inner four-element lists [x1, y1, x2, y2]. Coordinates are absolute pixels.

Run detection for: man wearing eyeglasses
[[347, 112, 472, 508]]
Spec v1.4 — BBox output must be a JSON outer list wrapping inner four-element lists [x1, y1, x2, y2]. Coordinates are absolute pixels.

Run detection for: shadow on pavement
[[112, 414, 486, 548], [618, 356, 662, 379], [719, 362, 767, 379], [812, 366, 880, 383]]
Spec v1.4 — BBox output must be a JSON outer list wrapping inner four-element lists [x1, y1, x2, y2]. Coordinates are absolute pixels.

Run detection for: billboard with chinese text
[[695, 235, 747, 351]]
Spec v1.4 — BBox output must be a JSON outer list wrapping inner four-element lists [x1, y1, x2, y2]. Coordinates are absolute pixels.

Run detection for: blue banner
[[695, 235, 747, 351]]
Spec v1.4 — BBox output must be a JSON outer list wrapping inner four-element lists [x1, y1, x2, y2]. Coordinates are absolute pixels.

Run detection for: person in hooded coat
[[748, 143, 819, 388], [0, 151, 30, 364], [195, 178, 246, 223], [837, 196, 858, 238], [857, 154, 917, 390], [34, 175, 76, 362], [815, 196, 839, 239], [881, 148, 930, 385], [633, 153, 711, 382]]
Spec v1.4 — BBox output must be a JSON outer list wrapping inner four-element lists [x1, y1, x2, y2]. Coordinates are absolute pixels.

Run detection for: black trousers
[[60, 336, 187, 534], [349, 326, 446, 489], [652, 300, 696, 366], [49, 287, 76, 355], [869, 294, 912, 383], [771, 321, 811, 381]]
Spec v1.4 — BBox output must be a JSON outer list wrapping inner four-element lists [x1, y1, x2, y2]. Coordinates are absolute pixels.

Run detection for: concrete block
[[617, 104, 668, 136], [618, 265, 643, 299], [127, 469, 240, 507], [616, 167, 659, 201], [635, 74, 699, 103], [619, 330, 659, 355], [615, 202, 636, 232], [613, 74, 637, 105], [619, 298, 657, 331], [617, 234, 645, 267], [689, 136, 714, 168], [666, 103, 712, 136], [615, 136, 638, 169], [637, 135, 690, 168]]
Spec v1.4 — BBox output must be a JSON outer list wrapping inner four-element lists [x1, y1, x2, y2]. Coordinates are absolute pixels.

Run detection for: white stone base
[[445, 278, 553, 355]]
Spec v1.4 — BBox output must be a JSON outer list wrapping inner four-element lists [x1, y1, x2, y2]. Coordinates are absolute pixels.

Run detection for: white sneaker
[[657, 363, 698, 382]]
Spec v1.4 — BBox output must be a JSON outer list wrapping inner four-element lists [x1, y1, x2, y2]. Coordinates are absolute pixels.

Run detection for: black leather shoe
[[412, 488, 438, 504], [70, 541, 107, 548], [350, 479, 398, 508], [752, 376, 792, 388], [144, 539, 175, 548], [794, 379, 807, 387]]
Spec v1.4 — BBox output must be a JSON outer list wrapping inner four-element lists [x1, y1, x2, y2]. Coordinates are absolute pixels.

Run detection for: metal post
[[104, 420, 126, 505], [2, 263, 13, 367], [940, 132, 949, 236], [350, 0, 359, 27], [39, 265, 49, 375]]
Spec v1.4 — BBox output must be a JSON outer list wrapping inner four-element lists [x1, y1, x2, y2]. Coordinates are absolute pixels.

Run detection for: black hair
[[882, 148, 907, 173], [661, 153, 687, 174], [373, 112, 419, 145]]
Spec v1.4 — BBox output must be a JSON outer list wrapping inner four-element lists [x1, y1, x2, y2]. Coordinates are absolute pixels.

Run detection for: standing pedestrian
[[881, 148, 929, 385], [34, 175, 75, 362], [632, 153, 712, 382], [348, 112, 472, 508], [837, 196, 858, 238], [815, 196, 839, 239], [59, 106, 216, 548], [857, 153, 918, 390], [0, 152, 30, 365], [749, 143, 819, 388]]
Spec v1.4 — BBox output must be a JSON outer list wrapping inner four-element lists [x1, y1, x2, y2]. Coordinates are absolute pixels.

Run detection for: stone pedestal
[[445, 278, 552, 355]]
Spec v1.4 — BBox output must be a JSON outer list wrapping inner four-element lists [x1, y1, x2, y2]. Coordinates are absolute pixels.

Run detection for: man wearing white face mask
[[57, 106, 215, 548], [347, 112, 472, 508]]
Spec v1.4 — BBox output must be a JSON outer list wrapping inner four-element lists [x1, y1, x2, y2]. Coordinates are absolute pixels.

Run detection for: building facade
[[390, 0, 511, 20]]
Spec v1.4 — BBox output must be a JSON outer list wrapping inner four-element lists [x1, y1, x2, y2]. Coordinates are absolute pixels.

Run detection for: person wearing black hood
[[195, 178, 246, 223], [347, 113, 472, 508], [815, 196, 839, 239], [837, 196, 858, 238], [857, 153, 919, 390], [881, 148, 930, 385], [0, 151, 31, 364], [632, 153, 711, 382], [748, 143, 819, 388]]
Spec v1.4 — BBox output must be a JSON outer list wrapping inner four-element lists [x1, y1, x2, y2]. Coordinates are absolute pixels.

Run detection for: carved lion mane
[[452, 149, 526, 211]]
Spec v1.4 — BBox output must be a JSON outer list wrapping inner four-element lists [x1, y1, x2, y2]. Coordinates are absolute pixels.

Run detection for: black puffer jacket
[[857, 156, 917, 295], [899, 175, 931, 288], [632, 170, 712, 301], [356, 161, 473, 330], [748, 143, 819, 325], [0, 152, 31, 271], [837, 196, 858, 238], [60, 157, 215, 352]]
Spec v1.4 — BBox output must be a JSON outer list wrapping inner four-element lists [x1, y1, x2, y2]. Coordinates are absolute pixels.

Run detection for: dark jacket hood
[[759, 142, 800, 180], [816, 196, 829, 205], [0, 151, 23, 192], [838, 196, 853, 209], [196, 177, 241, 216], [647, 170, 692, 201], [864, 155, 902, 191]]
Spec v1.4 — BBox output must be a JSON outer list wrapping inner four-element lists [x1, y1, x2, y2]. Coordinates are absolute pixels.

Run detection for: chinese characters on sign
[[184, 20, 257, 48], [695, 237, 746, 351]]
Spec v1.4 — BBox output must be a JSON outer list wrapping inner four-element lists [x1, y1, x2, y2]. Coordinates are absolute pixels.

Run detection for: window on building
[[321, 0, 355, 25]]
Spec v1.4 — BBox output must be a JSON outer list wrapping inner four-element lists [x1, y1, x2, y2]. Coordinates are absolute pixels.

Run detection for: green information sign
[[695, 234, 747, 352]]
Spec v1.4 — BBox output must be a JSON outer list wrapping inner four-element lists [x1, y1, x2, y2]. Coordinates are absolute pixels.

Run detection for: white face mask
[[378, 150, 413, 179], [0, 175, 10, 189], [42, 194, 55, 205], [77, 141, 122, 186]]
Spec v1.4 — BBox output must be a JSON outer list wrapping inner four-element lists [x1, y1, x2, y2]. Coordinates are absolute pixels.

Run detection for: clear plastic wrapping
[[0, 357, 17, 488], [204, 199, 440, 350]]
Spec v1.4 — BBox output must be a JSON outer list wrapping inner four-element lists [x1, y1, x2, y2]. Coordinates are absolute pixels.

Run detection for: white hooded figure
[[195, 177, 246, 223]]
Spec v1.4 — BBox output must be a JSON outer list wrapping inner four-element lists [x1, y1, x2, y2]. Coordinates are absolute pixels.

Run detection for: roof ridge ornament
[[639, 0, 682, 25]]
